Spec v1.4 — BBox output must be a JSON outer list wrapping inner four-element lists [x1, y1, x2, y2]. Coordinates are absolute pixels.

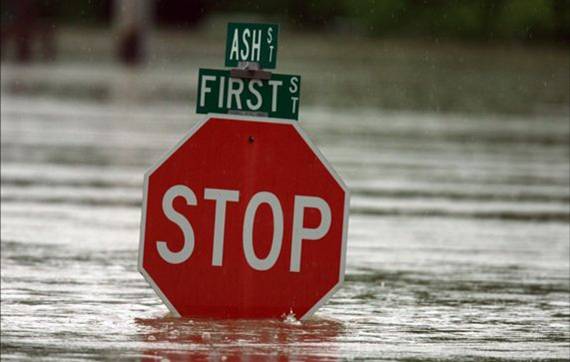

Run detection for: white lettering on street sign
[[156, 185, 331, 272]]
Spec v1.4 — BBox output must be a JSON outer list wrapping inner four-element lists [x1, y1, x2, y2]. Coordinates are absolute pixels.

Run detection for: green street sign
[[225, 23, 279, 69], [196, 68, 301, 120]]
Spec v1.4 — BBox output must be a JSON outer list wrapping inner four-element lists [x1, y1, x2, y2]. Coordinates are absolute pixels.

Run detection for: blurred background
[[1, 1, 569, 360], [1, 0, 569, 113]]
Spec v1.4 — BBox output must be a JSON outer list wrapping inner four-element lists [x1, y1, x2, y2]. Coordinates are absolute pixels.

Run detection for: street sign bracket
[[229, 109, 269, 117], [230, 61, 272, 80]]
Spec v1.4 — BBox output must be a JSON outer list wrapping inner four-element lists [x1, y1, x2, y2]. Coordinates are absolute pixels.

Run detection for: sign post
[[139, 23, 349, 320]]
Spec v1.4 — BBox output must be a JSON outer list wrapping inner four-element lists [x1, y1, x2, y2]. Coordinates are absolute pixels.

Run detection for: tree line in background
[[2, 0, 569, 43]]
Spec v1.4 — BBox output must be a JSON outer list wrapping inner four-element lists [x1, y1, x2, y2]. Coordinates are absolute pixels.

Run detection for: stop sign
[[139, 115, 349, 319]]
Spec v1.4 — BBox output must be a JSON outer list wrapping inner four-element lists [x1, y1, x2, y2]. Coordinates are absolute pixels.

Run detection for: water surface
[[1, 39, 569, 360]]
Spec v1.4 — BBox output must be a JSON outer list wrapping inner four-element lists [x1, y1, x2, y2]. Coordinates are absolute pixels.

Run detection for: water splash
[[281, 309, 302, 326]]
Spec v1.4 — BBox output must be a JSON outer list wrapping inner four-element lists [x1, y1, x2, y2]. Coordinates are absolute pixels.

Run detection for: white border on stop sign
[[138, 113, 350, 320]]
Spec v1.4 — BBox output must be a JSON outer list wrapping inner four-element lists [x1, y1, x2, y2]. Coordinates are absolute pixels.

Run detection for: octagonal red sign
[[139, 115, 349, 319]]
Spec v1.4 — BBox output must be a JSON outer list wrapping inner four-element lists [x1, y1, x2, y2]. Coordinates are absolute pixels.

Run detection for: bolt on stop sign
[[139, 115, 349, 319]]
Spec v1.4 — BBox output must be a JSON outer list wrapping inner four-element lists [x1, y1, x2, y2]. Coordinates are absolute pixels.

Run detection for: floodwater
[[1, 35, 570, 360]]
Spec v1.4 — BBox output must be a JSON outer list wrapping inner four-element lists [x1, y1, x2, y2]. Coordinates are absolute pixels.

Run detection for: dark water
[[1, 40, 569, 360]]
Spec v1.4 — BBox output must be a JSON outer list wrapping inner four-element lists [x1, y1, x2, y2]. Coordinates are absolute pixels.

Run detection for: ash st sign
[[225, 23, 279, 69]]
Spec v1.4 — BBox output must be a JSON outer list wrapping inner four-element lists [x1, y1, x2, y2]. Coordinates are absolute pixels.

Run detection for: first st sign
[[197, 69, 300, 120]]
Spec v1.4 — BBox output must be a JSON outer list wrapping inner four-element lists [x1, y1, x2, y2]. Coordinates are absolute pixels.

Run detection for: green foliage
[[499, 0, 555, 39], [344, 0, 568, 42], [2, 0, 566, 42], [55, 0, 109, 25]]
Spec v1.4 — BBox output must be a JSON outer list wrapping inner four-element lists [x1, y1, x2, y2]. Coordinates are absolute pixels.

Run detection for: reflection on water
[[136, 316, 343, 361]]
